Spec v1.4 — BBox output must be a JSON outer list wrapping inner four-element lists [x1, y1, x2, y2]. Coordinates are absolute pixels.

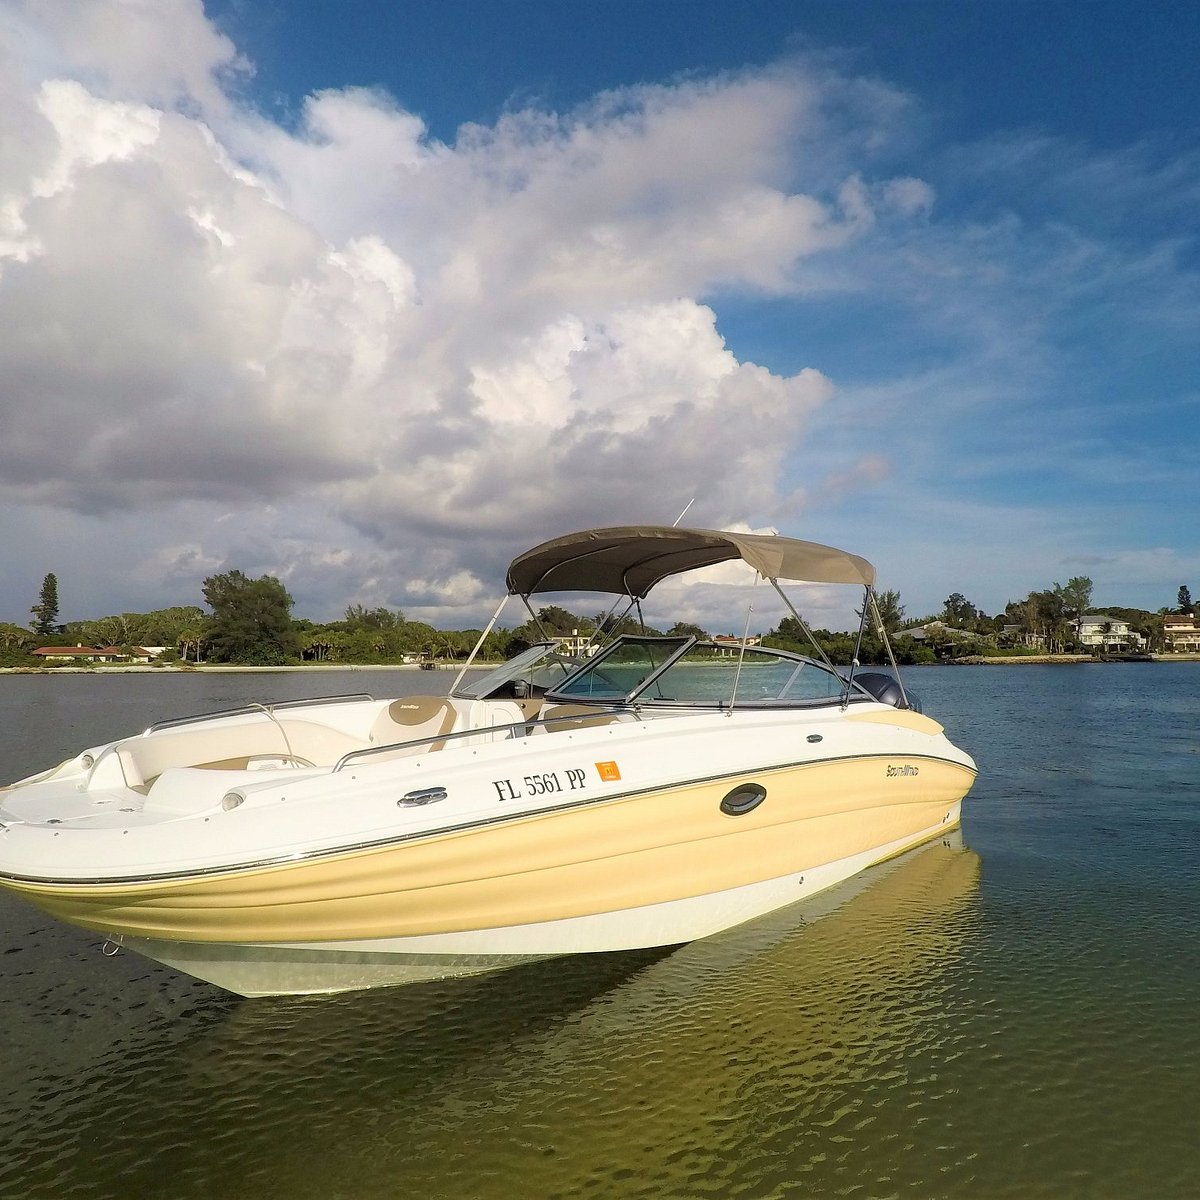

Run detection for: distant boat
[[1098, 652, 1155, 663]]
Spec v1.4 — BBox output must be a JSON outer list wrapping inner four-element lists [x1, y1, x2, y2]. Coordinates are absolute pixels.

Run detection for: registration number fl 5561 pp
[[493, 768, 587, 802]]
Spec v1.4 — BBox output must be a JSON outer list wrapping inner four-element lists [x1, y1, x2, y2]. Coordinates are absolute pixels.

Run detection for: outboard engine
[[853, 672, 921, 712]]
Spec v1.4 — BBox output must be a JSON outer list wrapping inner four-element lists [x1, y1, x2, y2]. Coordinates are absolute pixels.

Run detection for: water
[[1, 665, 1197, 1199]]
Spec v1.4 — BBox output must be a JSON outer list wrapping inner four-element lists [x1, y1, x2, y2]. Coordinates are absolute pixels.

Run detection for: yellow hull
[[6, 755, 974, 945]]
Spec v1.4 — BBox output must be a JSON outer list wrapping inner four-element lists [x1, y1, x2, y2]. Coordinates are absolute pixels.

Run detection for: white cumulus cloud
[[0, 2, 935, 627]]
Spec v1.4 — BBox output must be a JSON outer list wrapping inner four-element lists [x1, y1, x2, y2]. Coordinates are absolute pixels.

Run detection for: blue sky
[[214, 2, 1200, 157], [1, 0, 1198, 633]]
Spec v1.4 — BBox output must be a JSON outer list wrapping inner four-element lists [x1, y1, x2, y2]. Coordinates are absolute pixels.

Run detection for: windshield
[[548, 637, 691, 701], [653, 643, 847, 703], [545, 635, 851, 706], [454, 643, 582, 700]]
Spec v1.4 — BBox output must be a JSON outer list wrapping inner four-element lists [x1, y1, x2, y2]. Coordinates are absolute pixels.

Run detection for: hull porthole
[[720, 782, 767, 816]]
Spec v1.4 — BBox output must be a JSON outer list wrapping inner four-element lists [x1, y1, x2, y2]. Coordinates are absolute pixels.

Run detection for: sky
[[1, 0, 1198, 635]]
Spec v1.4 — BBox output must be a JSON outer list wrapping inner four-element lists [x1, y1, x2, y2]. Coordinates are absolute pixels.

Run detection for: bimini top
[[506, 525, 876, 598]]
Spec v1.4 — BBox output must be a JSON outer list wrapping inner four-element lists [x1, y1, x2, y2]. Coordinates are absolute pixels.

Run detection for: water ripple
[[2, 666, 1198, 1198]]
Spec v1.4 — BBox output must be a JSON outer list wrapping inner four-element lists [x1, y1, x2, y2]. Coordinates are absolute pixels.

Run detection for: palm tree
[[873, 588, 905, 634], [300, 630, 333, 661], [0, 622, 32, 651], [177, 626, 205, 663]]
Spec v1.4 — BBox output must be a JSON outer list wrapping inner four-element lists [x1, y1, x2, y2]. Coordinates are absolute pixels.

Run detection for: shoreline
[[951, 653, 1200, 665], [4, 654, 1200, 676], [0, 663, 465, 675]]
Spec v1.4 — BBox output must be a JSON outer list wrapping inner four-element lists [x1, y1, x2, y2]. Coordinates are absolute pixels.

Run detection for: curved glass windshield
[[548, 637, 690, 701], [545, 636, 850, 706], [652, 644, 847, 703]]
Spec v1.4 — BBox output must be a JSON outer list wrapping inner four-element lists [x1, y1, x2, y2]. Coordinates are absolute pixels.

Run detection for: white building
[[897, 621, 977, 644], [1071, 614, 1145, 651], [1163, 613, 1200, 651], [549, 630, 598, 657]]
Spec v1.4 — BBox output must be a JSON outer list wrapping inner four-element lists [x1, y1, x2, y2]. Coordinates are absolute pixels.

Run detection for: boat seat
[[534, 703, 626, 732], [113, 719, 364, 791], [369, 696, 460, 753]]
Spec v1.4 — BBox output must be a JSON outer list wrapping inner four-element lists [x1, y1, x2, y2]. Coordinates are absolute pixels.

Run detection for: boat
[[0, 525, 977, 997]]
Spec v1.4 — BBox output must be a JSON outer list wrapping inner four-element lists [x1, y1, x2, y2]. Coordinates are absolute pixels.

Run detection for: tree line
[[2, 570, 1195, 668], [1, 571, 485, 667], [767, 576, 1193, 661], [888, 577, 1193, 657]]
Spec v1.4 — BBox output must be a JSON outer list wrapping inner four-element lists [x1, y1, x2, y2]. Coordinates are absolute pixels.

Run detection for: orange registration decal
[[595, 761, 621, 782]]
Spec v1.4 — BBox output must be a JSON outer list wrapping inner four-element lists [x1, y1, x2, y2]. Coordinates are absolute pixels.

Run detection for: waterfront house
[[549, 630, 597, 657], [1071, 614, 1146, 652], [32, 645, 157, 664], [712, 634, 763, 657], [1163, 613, 1200, 652], [32, 645, 109, 662], [97, 646, 157, 663], [897, 621, 978, 645]]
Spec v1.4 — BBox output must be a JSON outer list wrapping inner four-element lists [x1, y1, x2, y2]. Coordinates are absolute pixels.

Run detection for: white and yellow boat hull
[[2, 711, 973, 995]]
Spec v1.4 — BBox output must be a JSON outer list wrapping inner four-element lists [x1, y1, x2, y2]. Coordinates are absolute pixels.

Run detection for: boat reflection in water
[[3, 830, 982, 1200]]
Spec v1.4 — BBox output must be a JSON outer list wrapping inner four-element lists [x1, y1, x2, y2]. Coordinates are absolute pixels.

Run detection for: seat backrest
[[534, 702, 625, 732], [370, 696, 459, 752], [122, 718, 364, 784]]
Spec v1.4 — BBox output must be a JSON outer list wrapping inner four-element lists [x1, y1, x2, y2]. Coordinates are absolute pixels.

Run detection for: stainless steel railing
[[142, 694, 376, 735], [332, 706, 632, 773]]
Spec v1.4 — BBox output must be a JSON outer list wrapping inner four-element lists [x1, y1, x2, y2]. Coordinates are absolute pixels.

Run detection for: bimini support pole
[[868, 589, 911, 709], [726, 581, 759, 716], [842, 585, 871, 709], [449, 594, 510, 695], [767, 579, 839, 673]]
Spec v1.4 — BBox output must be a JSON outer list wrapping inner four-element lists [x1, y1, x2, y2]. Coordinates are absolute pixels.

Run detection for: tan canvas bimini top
[[506, 525, 876, 597]]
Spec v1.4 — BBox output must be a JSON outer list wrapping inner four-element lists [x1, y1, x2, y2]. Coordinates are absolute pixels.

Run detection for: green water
[[0, 665, 1197, 1198]]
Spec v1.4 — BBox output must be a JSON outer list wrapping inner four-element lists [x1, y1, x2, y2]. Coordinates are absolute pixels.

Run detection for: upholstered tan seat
[[120, 719, 364, 787], [535, 703, 624, 732], [369, 696, 459, 752]]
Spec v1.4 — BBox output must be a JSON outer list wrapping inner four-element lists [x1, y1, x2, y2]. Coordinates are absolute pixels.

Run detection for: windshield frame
[[543, 635, 692, 704], [543, 634, 867, 709], [452, 642, 584, 701]]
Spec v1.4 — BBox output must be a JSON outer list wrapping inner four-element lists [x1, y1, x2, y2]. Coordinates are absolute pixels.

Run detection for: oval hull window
[[720, 782, 767, 816]]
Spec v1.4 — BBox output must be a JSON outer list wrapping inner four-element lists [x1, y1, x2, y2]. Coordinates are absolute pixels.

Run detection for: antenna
[[671, 498, 695, 527], [727, 575, 761, 716]]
